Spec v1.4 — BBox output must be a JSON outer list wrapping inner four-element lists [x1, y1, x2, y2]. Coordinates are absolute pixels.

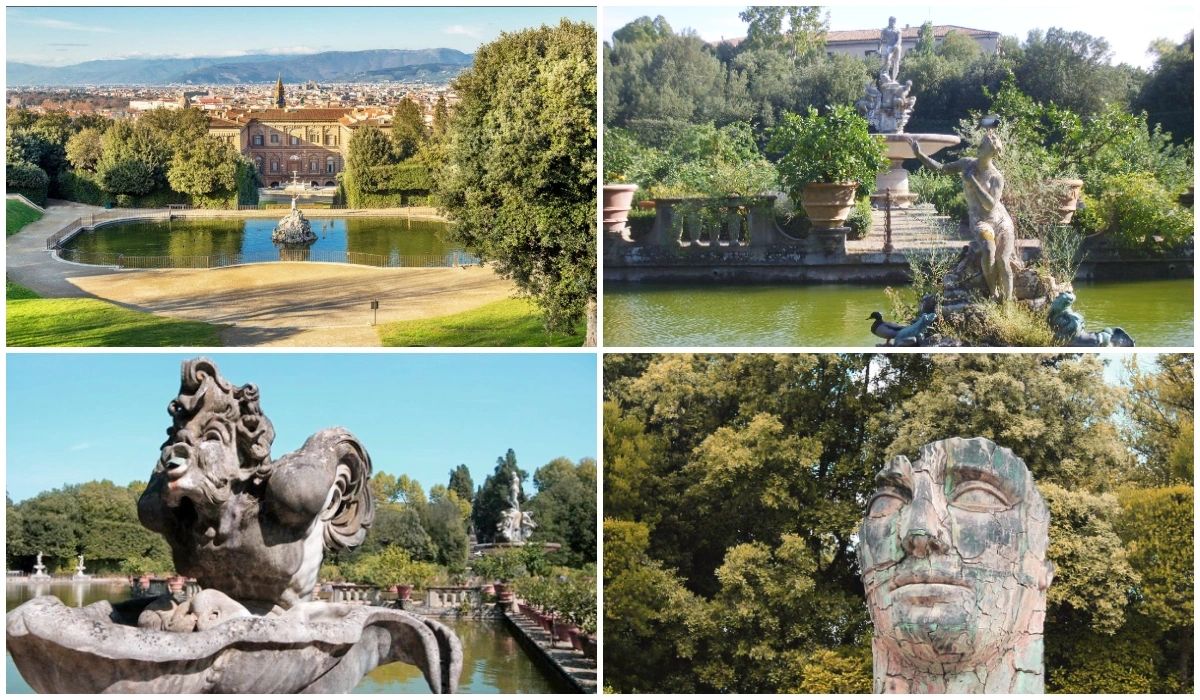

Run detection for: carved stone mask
[[859, 438, 1054, 674]]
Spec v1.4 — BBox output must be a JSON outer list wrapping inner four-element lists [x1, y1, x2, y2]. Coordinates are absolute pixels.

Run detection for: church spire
[[273, 74, 285, 108]]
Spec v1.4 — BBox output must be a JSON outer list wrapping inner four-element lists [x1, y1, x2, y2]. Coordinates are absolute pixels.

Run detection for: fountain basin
[[872, 133, 962, 208], [7, 595, 462, 694]]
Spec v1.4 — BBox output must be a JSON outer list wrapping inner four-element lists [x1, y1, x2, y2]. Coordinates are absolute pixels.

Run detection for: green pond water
[[604, 279, 1194, 347], [62, 217, 465, 267], [6, 581, 560, 694]]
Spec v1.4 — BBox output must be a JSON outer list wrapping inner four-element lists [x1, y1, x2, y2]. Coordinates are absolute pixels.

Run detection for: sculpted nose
[[900, 492, 949, 558]]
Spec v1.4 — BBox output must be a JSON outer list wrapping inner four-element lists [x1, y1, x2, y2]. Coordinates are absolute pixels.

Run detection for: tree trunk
[[584, 296, 597, 347]]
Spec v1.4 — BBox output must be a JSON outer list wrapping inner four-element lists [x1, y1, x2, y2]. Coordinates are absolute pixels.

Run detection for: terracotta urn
[[395, 584, 413, 601], [602, 183, 639, 234], [494, 583, 513, 604], [801, 181, 858, 229], [1052, 178, 1084, 224], [580, 634, 597, 660], [167, 575, 185, 594], [480, 583, 495, 596]]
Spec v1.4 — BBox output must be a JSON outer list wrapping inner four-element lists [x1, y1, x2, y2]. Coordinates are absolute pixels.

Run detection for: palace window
[[252, 134, 263, 146], [324, 134, 332, 146], [270, 161, 279, 173], [326, 156, 336, 174], [290, 135, 299, 146], [254, 157, 263, 172], [310, 159, 318, 173], [270, 134, 280, 144]]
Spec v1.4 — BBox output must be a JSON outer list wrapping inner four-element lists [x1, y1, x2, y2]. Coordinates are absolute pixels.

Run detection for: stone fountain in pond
[[271, 196, 317, 245], [859, 437, 1055, 693], [854, 16, 960, 208], [6, 358, 462, 693]]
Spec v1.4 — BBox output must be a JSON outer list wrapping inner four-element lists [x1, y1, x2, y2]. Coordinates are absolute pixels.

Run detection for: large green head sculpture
[[859, 437, 1054, 693]]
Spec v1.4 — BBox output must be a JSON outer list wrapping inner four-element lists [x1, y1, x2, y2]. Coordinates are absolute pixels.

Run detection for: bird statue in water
[[867, 311, 904, 344]]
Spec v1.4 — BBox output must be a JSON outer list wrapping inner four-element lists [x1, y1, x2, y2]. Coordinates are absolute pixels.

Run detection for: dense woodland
[[604, 8, 1193, 252], [6, 450, 596, 582], [604, 353, 1193, 693]]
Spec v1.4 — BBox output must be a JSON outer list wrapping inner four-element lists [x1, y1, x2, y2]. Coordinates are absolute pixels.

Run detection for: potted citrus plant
[[768, 105, 888, 231]]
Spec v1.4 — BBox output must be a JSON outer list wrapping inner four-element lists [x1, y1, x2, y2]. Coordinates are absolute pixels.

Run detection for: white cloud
[[444, 24, 483, 39], [67, 442, 91, 452], [18, 17, 114, 33]]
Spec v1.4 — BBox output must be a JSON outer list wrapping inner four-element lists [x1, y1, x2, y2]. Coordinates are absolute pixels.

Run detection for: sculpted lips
[[888, 569, 969, 602]]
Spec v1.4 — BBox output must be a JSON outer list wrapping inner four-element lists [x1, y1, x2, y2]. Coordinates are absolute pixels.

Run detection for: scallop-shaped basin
[[7, 595, 462, 694]]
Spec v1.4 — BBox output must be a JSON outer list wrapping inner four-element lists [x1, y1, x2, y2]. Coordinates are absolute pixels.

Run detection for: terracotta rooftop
[[207, 116, 242, 129], [223, 108, 356, 122], [826, 25, 1000, 43]]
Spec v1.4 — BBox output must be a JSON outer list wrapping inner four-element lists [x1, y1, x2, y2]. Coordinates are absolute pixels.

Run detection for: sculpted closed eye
[[867, 492, 905, 518], [950, 483, 1010, 512]]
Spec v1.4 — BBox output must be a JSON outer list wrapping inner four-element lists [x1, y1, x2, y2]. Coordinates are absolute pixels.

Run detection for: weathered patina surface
[[859, 437, 1054, 693]]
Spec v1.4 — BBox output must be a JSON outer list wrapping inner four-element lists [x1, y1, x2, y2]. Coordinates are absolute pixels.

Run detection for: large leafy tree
[[391, 97, 427, 161], [527, 457, 597, 566], [737, 6, 828, 62], [435, 20, 597, 343], [166, 135, 240, 197]]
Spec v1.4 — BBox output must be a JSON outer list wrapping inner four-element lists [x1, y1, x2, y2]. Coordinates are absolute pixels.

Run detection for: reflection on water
[[63, 218, 462, 262], [604, 278, 1194, 347], [6, 581, 559, 694]]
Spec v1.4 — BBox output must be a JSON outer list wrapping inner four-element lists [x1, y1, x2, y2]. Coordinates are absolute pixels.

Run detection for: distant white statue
[[32, 551, 48, 578], [497, 472, 537, 544], [880, 16, 903, 82]]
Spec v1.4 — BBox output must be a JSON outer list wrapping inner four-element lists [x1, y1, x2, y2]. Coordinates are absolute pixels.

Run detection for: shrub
[[56, 169, 105, 205], [1075, 172, 1193, 253], [909, 168, 967, 221], [845, 196, 873, 240], [767, 105, 888, 198], [7, 161, 49, 206]]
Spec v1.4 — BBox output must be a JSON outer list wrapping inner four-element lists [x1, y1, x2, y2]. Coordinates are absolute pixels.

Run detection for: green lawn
[[7, 199, 43, 236], [378, 297, 585, 347], [7, 280, 224, 347]]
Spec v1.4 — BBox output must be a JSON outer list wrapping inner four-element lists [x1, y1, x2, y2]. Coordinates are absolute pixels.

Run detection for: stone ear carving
[[320, 430, 375, 551]]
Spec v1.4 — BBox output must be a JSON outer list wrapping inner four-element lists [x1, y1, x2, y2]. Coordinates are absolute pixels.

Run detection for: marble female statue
[[858, 437, 1055, 693], [909, 131, 1019, 301]]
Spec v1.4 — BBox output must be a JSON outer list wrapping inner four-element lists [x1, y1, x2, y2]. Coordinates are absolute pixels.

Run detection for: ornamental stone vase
[[1051, 178, 1084, 224], [801, 181, 858, 229], [603, 184, 639, 235]]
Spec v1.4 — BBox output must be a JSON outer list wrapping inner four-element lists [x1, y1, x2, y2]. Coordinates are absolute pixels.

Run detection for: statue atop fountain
[[7, 357, 462, 693], [72, 554, 91, 581], [271, 196, 317, 245], [31, 552, 49, 580], [497, 471, 537, 544], [860, 437, 1055, 692], [855, 15, 960, 207]]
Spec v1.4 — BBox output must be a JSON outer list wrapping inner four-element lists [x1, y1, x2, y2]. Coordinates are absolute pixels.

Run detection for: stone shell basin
[[873, 133, 962, 208], [7, 595, 463, 694]]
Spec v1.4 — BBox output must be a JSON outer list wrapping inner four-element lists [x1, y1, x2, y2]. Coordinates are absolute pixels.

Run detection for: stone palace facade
[[207, 78, 391, 186]]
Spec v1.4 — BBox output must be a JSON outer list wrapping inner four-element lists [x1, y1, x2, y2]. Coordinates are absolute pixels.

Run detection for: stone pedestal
[[810, 227, 849, 255]]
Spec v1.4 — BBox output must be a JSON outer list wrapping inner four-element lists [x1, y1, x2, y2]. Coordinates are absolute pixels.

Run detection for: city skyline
[[6, 353, 598, 502], [8, 6, 596, 67]]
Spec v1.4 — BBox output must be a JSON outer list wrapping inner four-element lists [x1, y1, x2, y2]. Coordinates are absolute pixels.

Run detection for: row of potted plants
[[514, 574, 597, 659], [604, 106, 1086, 236]]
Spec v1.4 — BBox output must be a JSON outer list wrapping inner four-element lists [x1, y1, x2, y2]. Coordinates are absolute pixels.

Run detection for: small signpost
[[370, 300, 380, 326]]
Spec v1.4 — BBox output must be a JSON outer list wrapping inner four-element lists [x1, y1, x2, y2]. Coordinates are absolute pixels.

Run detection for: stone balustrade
[[424, 586, 483, 609]]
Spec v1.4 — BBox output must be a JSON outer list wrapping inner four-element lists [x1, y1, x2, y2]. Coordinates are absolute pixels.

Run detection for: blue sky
[[603, 4, 1194, 69], [7, 6, 597, 66], [5, 353, 597, 503]]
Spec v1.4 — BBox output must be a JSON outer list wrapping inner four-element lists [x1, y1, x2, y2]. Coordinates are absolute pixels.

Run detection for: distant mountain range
[[7, 49, 474, 86]]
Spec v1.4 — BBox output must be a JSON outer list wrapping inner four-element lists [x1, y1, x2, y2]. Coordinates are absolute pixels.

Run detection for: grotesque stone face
[[859, 438, 1053, 688], [153, 359, 275, 517]]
